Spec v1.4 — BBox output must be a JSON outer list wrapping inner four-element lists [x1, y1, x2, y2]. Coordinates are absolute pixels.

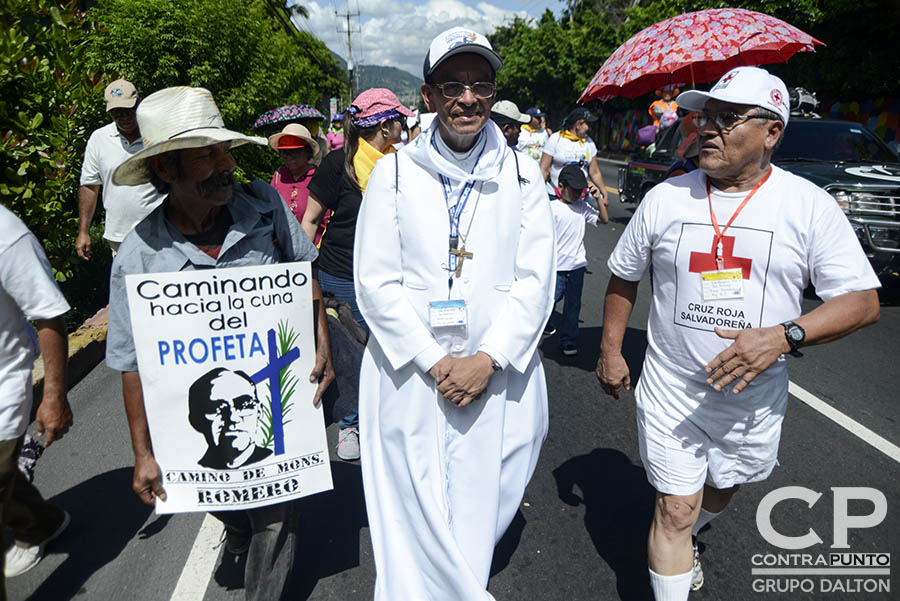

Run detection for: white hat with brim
[[491, 100, 530, 124], [676, 66, 790, 126], [112, 86, 266, 186], [267, 123, 320, 162]]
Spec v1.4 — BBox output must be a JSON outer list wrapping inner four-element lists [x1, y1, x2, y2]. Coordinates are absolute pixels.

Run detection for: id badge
[[429, 300, 468, 328], [700, 268, 744, 301], [429, 300, 468, 356]]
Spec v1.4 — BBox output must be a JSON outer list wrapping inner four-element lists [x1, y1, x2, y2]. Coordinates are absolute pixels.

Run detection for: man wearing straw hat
[[105, 86, 335, 600], [598, 66, 880, 601]]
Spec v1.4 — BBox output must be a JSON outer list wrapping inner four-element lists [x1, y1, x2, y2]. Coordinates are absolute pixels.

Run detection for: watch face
[[787, 325, 803, 343]]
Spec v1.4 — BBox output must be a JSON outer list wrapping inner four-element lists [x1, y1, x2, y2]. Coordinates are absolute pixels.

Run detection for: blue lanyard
[[430, 134, 486, 275]]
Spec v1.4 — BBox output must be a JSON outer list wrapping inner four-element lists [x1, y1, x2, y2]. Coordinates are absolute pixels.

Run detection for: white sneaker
[[691, 541, 704, 591], [336, 427, 360, 461], [5, 510, 70, 577]]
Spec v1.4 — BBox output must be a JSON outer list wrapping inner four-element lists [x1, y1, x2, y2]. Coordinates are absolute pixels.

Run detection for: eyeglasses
[[693, 111, 771, 131], [430, 81, 496, 99]]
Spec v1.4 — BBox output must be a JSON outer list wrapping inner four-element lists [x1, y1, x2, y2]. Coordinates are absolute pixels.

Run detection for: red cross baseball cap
[[677, 66, 790, 125]]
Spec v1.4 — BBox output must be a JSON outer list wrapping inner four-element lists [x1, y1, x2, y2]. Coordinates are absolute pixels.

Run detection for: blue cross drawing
[[251, 328, 300, 455]]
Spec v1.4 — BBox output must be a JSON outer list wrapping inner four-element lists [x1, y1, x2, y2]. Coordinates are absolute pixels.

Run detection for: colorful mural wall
[[598, 109, 652, 151]]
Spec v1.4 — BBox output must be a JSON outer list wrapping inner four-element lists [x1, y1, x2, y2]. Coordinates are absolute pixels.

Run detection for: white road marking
[[789, 381, 900, 465], [160, 382, 894, 601], [596, 156, 628, 166], [169, 513, 223, 601]]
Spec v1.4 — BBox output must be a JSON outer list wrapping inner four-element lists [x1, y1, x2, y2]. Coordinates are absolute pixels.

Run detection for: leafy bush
[[86, 0, 344, 141], [1, 0, 108, 281]]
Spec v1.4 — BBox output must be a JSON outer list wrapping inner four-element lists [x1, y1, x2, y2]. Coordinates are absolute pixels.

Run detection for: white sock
[[691, 507, 720, 537], [649, 568, 692, 601]]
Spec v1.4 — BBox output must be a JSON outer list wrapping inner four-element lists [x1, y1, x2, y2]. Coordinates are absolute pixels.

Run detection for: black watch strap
[[782, 321, 805, 357]]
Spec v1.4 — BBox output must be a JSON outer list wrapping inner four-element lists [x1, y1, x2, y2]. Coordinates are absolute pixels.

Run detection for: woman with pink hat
[[267, 124, 327, 244], [301, 88, 414, 460]]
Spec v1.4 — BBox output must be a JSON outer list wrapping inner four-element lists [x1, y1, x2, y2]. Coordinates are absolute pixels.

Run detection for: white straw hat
[[267, 123, 320, 161], [113, 87, 266, 186]]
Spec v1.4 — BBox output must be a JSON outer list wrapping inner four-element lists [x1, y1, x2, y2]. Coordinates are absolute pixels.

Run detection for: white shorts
[[635, 355, 788, 496]]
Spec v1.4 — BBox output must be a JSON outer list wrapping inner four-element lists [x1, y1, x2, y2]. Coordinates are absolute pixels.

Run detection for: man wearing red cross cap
[[597, 66, 881, 601]]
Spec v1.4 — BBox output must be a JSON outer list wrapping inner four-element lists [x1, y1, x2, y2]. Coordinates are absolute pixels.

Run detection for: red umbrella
[[579, 8, 824, 103]]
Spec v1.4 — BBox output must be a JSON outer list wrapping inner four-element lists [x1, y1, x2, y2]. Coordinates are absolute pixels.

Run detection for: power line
[[263, 0, 333, 74]]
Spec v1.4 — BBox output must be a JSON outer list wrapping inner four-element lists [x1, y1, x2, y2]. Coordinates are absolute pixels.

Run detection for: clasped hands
[[429, 352, 495, 408]]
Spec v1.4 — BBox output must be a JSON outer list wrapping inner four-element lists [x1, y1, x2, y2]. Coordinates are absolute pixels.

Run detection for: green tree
[[490, 14, 582, 118], [87, 0, 346, 179], [1, 0, 108, 282]]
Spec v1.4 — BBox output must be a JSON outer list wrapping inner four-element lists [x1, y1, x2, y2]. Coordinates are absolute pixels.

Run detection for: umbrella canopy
[[252, 104, 325, 132], [579, 8, 824, 103]]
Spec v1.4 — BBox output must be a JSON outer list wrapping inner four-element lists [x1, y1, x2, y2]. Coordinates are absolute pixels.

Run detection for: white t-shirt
[[0, 205, 71, 440], [80, 122, 164, 242], [542, 132, 597, 194], [608, 166, 880, 388], [551, 198, 599, 271], [517, 126, 549, 162]]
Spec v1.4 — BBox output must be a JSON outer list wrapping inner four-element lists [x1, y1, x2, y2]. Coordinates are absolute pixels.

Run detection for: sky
[[289, 0, 561, 78]]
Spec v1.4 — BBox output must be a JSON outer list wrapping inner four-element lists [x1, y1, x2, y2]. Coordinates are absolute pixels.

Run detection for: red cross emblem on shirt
[[688, 235, 752, 279]]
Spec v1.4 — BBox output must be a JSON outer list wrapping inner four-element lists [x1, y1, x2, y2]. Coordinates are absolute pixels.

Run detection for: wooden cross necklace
[[449, 181, 484, 278]]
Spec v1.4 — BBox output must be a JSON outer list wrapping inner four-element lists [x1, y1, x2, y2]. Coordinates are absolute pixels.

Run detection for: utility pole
[[567, 0, 582, 24], [336, 6, 361, 98]]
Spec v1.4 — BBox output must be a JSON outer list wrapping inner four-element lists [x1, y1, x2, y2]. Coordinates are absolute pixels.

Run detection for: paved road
[[9, 161, 899, 600]]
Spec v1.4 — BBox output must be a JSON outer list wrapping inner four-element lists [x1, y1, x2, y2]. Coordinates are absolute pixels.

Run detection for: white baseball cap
[[677, 66, 790, 125], [491, 100, 530, 124], [423, 26, 503, 80]]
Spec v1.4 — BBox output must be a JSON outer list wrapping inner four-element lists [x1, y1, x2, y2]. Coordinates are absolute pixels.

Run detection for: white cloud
[[293, 0, 537, 78]]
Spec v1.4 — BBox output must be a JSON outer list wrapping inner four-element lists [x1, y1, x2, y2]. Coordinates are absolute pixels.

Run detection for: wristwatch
[[781, 321, 805, 357], [489, 356, 502, 372]]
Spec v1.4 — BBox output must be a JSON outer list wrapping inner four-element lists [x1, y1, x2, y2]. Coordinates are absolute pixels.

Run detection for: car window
[[774, 121, 897, 163]]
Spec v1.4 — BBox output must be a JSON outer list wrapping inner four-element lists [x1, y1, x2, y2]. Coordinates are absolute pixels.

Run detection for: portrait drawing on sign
[[188, 367, 273, 470]]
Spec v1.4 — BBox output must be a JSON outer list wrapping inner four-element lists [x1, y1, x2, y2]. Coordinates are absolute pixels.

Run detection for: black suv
[[618, 118, 900, 277]]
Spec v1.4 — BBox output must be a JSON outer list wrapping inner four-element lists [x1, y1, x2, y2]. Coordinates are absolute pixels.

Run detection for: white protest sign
[[125, 262, 333, 514]]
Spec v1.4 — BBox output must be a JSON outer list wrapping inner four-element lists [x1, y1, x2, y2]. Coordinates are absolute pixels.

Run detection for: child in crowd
[[546, 164, 608, 356]]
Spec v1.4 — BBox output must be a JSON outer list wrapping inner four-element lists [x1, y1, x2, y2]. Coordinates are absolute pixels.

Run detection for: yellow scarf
[[522, 123, 536, 133], [559, 128, 590, 162], [353, 136, 394, 193], [560, 128, 584, 143]]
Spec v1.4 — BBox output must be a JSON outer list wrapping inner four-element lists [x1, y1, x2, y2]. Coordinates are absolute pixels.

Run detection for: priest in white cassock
[[353, 26, 557, 601]]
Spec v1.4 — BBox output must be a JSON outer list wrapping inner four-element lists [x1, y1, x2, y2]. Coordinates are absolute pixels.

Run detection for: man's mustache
[[198, 170, 235, 192]]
